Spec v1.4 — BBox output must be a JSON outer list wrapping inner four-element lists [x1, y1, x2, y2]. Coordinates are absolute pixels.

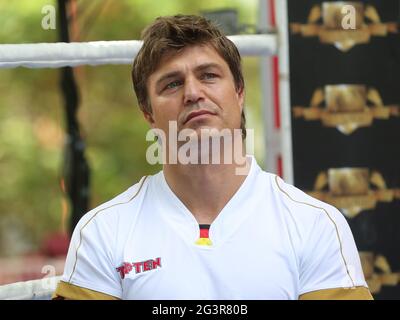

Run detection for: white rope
[[0, 34, 277, 69], [0, 276, 61, 300]]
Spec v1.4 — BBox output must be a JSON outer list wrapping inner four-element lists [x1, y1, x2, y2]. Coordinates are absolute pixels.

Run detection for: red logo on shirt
[[116, 257, 162, 279]]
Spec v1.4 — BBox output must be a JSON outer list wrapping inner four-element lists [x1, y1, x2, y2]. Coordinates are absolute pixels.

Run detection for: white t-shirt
[[56, 156, 370, 299]]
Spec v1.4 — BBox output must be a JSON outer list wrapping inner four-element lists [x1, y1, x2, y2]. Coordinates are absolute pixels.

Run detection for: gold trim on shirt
[[52, 281, 119, 300], [299, 286, 373, 300]]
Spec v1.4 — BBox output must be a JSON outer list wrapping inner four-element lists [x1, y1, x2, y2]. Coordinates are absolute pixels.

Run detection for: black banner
[[288, 0, 400, 299]]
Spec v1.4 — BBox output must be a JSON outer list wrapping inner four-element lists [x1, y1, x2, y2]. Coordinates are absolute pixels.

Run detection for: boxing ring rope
[[0, 276, 62, 300], [0, 34, 277, 69]]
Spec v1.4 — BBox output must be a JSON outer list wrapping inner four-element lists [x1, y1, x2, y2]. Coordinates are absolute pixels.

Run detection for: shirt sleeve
[[298, 202, 372, 299], [53, 209, 122, 300]]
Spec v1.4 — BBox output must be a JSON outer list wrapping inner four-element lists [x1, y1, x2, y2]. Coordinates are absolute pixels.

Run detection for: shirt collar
[[152, 155, 261, 246]]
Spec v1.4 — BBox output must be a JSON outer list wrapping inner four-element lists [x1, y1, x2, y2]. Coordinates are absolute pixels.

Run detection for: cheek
[[219, 89, 242, 117], [227, 96, 243, 128], [152, 100, 181, 127]]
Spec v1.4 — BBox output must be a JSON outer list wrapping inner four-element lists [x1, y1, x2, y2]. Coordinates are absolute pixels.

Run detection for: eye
[[165, 80, 182, 91], [202, 73, 218, 80]]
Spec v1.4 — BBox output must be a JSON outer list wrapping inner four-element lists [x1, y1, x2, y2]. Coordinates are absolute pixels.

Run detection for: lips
[[184, 110, 216, 124]]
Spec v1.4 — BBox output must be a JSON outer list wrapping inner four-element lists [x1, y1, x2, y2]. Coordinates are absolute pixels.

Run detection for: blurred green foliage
[[0, 0, 265, 256]]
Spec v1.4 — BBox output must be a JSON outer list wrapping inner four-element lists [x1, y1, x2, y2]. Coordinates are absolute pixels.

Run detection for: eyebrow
[[155, 63, 224, 89], [195, 62, 223, 73]]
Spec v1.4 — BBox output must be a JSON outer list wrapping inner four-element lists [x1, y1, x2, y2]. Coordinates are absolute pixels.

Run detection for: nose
[[183, 76, 204, 107]]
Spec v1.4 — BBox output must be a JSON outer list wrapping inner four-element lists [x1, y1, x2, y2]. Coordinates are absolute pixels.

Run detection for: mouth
[[184, 110, 216, 125]]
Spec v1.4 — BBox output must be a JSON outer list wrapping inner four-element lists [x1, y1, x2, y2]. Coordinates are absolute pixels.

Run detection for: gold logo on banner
[[307, 168, 400, 218], [290, 2, 399, 51], [359, 252, 400, 294], [293, 85, 400, 135]]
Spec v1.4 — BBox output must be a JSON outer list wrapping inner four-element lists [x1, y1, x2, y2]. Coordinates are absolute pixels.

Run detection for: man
[[53, 14, 373, 300]]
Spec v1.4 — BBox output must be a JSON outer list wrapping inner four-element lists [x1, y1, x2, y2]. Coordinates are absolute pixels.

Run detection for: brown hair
[[131, 14, 246, 138]]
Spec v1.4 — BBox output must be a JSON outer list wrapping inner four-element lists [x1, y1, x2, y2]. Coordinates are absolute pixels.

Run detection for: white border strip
[[275, 0, 294, 184], [0, 34, 277, 69], [258, 0, 281, 175]]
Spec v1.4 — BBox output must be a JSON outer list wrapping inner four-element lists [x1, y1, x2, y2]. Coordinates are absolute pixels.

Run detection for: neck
[[163, 153, 251, 225]]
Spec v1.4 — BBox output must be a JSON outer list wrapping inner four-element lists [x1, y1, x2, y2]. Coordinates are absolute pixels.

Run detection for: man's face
[[145, 44, 244, 146]]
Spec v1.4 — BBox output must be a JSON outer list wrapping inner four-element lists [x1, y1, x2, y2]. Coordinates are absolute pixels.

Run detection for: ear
[[237, 85, 245, 112], [143, 109, 156, 128]]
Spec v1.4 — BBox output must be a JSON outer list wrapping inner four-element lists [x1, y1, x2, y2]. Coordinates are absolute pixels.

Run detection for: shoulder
[[72, 175, 150, 239], [62, 175, 152, 287], [265, 173, 347, 229], [257, 172, 352, 257]]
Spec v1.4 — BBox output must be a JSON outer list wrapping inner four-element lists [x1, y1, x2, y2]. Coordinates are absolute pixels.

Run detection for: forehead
[[149, 44, 230, 80]]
